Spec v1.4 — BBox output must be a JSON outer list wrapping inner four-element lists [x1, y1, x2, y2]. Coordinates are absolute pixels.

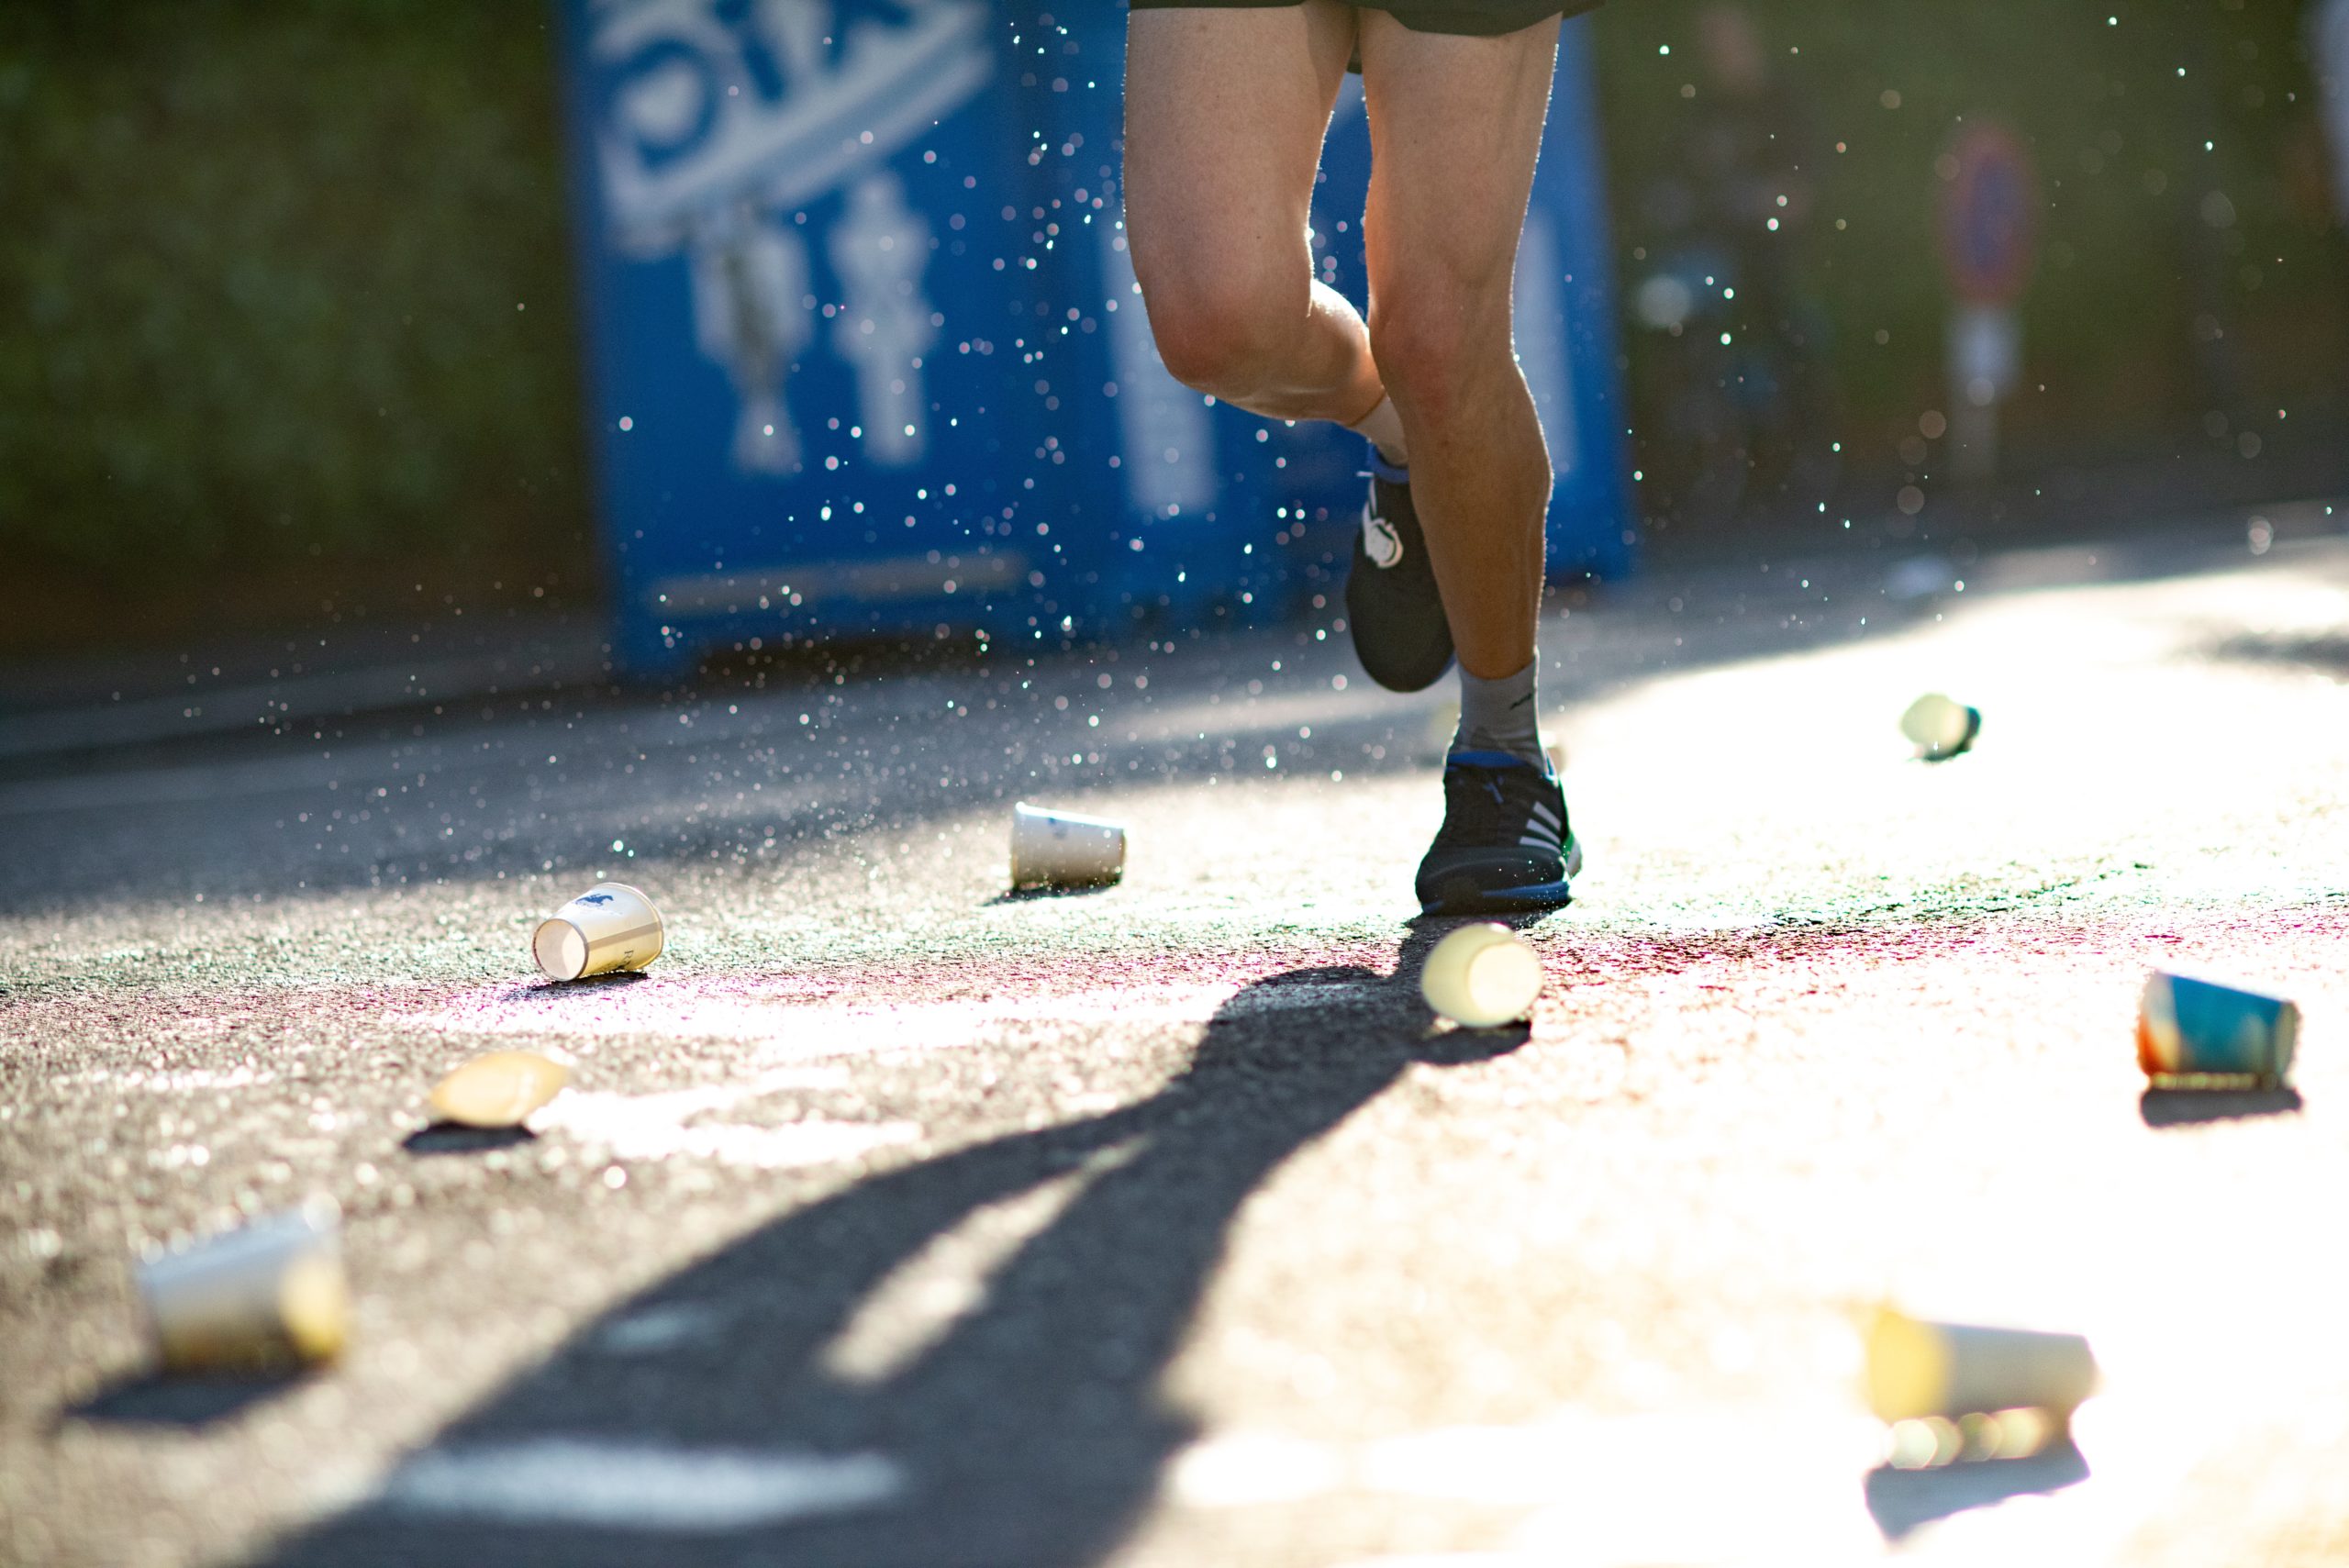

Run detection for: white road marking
[[1168, 1431, 1347, 1508], [414, 978, 1364, 1055], [538, 1087, 920, 1171], [1327, 1559, 1522, 1568], [0, 740, 418, 817], [594, 1304, 729, 1356], [382, 1440, 903, 1530]]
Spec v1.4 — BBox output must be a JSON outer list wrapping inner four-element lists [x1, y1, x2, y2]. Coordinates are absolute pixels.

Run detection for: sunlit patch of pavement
[[1173, 1387, 2232, 1566]]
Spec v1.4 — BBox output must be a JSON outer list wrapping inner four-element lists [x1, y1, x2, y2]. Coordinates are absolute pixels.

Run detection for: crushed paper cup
[[2138, 971, 2298, 1086], [429, 1050, 572, 1129], [532, 883, 664, 982], [1898, 693, 1981, 762], [1419, 923, 1542, 1028], [1009, 803, 1126, 889], [1865, 1306, 2098, 1424], [138, 1197, 348, 1373]]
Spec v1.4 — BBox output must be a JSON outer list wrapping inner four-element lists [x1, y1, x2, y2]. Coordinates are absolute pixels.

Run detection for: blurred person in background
[[2309, 0, 2349, 224], [1122, 0, 1590, 916], [1631, 2, 1837, 528]]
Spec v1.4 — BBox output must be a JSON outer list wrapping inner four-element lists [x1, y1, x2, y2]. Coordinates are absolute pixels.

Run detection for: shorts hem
[[1126, 1, 1600, 35]]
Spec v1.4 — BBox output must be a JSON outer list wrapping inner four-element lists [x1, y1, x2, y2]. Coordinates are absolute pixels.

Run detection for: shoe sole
[[1346, 567, 1454, 691], [1345, 484, 1455, 694], [1417, 840, 1583, 917]]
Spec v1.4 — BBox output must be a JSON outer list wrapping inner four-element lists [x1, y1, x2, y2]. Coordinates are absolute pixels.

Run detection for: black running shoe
[[1415, 750, 1582, 916], [1344, 449, 1454, 693]]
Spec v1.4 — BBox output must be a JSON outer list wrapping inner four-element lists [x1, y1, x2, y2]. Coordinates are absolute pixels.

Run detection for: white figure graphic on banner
[[829, 172, 936, 468], [687, 208, 810, 473], [589, 0, 991, 476]]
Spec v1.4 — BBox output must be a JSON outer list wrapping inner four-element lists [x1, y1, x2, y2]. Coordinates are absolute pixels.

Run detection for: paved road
[[6, 521, 2349, 1568]]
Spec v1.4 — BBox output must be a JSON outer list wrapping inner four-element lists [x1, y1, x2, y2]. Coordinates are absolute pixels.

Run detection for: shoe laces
[[1434, 755, 1557, 848]]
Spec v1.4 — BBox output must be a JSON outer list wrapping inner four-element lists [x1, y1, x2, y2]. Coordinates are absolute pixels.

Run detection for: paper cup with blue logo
[[1010, 803, 1126, 890], [532, 883, 665, 982], [2137, 971, 2298, 1085], [138, 1197, 348, 1373]]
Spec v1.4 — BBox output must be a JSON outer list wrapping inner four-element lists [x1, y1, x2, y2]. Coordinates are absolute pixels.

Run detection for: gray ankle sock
[[1452, 660, 1543, 766]]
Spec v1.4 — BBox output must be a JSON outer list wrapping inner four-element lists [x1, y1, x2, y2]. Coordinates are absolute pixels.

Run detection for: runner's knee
[[1367, 276, 1512, 426], [1133, 260, 1301, 400]]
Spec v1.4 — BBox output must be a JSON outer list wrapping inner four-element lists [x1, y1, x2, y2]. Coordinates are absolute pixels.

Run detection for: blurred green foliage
[[1592, 0, 2349, 506], [0, 2, 585, 580]]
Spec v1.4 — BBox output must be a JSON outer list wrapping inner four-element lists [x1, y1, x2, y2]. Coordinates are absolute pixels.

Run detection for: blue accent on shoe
[[1364, 444, 1410, 485], [1442, 746, 1553, 778]]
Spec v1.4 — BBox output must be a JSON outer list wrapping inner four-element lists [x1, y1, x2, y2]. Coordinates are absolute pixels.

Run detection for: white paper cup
[[138, 1197, 348, 1373], [1866, 1306, 2099, 1422], [1009, 803, 1126, 889], [532, 883, 664, 982], [1419, 923, 1543, 1028], [1898, 693, 1981, 761]]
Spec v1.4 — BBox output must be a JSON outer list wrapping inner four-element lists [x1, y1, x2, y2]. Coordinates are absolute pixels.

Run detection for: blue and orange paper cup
[[2137, 971, 2298, 1086]]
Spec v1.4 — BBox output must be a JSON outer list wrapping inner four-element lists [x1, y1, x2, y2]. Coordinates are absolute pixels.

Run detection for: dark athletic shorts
[[1125, 0, 1599, 36]]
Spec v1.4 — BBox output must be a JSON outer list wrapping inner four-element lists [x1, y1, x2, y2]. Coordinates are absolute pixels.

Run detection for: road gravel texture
[[6, 528, 2349, 1567]]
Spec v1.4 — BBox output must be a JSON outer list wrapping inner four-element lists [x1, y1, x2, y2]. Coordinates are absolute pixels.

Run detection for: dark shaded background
[[1608, 0, 2349, 546], [0, 2, 590, 653], [5, 0, 2346, 656]]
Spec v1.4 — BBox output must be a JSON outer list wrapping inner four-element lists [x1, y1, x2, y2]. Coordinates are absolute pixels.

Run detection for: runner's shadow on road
[[255, 931, 1505, 1568], [1863, 1438, 2090, 1540], [2139, 1085, 2303, 1127]]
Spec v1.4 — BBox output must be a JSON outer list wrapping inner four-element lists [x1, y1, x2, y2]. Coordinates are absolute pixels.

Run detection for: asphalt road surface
[[7, 519, 2349, 1568]]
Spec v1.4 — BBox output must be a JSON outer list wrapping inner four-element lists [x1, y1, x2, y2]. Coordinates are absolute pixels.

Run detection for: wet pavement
[[6, 517, 2349, 1567]]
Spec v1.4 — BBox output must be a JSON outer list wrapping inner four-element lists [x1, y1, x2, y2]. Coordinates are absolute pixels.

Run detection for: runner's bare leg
[[1357, 13, 1560, 680], [1122, 2, 1383, 425]]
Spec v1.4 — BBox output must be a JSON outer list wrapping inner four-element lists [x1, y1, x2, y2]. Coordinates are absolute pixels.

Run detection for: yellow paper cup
[[1866, 1306, 2098, 1423], [1419, 923, 1543, 1028], [429, 1050, 573, 1129], [1898, 693, 1981, 761]]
